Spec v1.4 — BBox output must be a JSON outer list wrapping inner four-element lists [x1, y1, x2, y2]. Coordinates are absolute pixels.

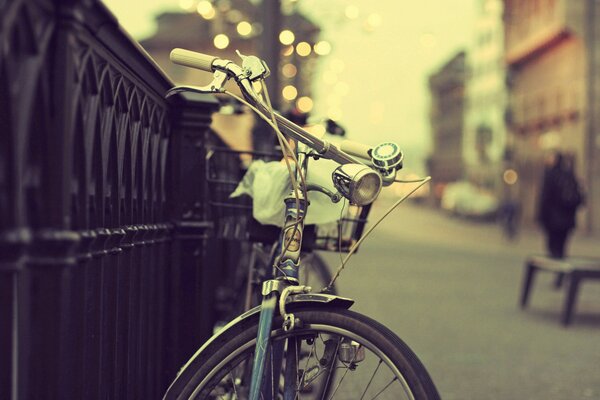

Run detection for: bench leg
[[562, 275, 580, 326], [520, 263, 536, 309]]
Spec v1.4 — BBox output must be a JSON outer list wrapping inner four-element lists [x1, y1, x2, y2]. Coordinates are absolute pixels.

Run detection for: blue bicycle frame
[[248, 145, 310, 400]]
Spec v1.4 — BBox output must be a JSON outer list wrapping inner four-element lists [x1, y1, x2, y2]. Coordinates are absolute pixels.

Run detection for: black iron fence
[[0, 0, 222, 398]]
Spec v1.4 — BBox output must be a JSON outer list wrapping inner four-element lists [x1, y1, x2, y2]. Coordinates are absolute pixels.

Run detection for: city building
[[503, 0, 600, 232], [140, 0, 321, 151], [427, 51, 468, 203], [464, 0, 507, 193]]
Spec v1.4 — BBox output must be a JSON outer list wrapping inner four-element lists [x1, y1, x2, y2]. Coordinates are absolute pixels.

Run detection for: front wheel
[[166, 307, 439, 399]]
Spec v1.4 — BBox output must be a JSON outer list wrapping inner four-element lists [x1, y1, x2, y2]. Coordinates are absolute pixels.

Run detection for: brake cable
[[322, 176, 432, 292]]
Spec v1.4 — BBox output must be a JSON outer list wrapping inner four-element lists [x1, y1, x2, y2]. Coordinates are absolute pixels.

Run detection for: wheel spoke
[[317, 336, 341, 400], [359, 359, 383, 400], [370, 376, 399, 400], [294, 338, 300, 400], [229, 371, 239, 398], [297, 339, 317, 392], [185, 311, 434, 400]]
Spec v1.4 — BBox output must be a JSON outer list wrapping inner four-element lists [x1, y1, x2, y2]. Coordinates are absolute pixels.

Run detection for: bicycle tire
[[165, 307, 439, 400]]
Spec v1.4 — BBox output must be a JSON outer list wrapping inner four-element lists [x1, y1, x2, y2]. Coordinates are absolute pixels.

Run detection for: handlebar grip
[[340, 140, 373, 161], [170, 48, 218, 72]]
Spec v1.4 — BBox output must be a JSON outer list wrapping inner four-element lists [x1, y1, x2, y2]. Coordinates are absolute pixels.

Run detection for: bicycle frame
[[248, 144, 311, 400], [164, 49, 430, 400]]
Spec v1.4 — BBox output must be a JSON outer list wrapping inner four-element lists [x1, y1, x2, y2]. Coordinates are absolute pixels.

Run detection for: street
[[318, 199, 600, 400]]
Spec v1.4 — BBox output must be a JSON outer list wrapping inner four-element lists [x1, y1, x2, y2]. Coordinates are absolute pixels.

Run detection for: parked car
[[441, 181, 499, 219]]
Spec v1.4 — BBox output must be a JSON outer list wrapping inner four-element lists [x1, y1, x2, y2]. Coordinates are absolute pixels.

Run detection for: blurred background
[[104, 0, 600, 234], [4, 1, 600, 399]]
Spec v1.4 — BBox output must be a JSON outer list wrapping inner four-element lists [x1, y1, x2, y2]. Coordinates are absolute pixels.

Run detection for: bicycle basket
[[206, 147, 372, 253], [310, 203, 371, 253]]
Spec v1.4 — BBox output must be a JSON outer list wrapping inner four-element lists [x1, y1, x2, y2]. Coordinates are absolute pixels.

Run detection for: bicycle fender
[[188, 293, 353, 363], [164, 293, 353, 399]]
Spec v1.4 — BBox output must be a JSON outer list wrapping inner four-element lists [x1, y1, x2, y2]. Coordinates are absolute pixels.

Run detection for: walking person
[[537, 151, 584, 259]]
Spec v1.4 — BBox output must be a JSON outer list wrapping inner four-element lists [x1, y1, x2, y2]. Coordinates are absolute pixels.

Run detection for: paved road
[[318, 200, 600, 400]]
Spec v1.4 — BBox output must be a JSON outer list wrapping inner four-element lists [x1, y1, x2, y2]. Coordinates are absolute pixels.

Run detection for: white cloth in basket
[[230, 159, 344, 227]]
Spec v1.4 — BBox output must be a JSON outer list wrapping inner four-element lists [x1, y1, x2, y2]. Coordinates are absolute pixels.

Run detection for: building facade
[[427, 51, 468, 203], [141, 0, 319, 109], [503, 0, 600, 232], [464, 0, 507, 193], [140, 0, 321, 152]]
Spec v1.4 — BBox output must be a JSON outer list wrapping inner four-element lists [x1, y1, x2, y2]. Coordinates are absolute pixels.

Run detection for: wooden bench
[[520, 255, 600, 326]]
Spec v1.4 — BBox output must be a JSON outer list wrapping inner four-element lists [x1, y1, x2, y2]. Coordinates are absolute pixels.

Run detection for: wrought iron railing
[[0, 0, 220, 398]]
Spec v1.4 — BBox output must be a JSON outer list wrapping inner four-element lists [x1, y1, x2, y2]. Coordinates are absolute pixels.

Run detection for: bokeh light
[[279, 30, 295, 45], [282, 63, 297, 78], [213, 34, 229, 49], [179, 0, 194, 11], [314, 40, 332, 56], [503, 169, 519, 185], [296, 42, 312, 57], [252, 81, 263, 94], [282, 85, 298, 101], [367, 13, 383, 27], [198, 2, 216, 20], [297, 96, 313, 113], [345, 5, 359, 20], [307, 124, 326, 137], [237, 21, 252, 36], [282, 45, 294, 57]]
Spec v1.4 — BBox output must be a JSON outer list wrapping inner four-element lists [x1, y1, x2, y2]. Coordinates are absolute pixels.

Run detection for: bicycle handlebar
[[339, 140, 372, 161], [169, 48, 376, 166], [170, 48, 218, 72]]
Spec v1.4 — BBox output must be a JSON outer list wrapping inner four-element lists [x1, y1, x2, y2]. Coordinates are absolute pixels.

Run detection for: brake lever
[[165, 70, 229, 98], [236, 50, 270, 81]]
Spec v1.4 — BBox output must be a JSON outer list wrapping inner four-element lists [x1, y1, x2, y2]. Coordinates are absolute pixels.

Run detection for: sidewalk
[[321, 200, 600, 399], [370, 199, 600, 260]]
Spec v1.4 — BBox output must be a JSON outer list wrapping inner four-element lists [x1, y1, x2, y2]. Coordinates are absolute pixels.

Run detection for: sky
[[102, 0, 478, 171]]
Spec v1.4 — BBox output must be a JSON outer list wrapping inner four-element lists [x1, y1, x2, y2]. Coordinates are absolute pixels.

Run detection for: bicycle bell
[[371, 142, 403, 178]]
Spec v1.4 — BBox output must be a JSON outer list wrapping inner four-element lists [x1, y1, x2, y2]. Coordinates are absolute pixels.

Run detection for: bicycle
[[206, 147, 339, 322], [164, 49, 440, 400]]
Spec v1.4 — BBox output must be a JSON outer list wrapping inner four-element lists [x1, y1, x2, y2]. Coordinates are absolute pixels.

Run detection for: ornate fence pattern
[[0, 0, 220, 398]]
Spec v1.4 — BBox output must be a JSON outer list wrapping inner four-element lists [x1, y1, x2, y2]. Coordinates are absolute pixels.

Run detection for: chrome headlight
[[332, 164, 382, 206]]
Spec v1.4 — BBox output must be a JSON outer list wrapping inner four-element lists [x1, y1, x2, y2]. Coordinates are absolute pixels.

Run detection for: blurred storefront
[[503, 0, 600, 233]]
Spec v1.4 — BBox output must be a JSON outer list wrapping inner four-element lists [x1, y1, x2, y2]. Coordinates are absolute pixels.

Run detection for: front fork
[[248, 197, 310, 400], [248, 281, 311, 400], [249, 146, 311, 400]]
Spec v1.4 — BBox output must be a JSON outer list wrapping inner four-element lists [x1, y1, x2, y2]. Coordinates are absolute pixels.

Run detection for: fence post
[[0, 0, 222, 398], [164, 91, 220, 380]]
